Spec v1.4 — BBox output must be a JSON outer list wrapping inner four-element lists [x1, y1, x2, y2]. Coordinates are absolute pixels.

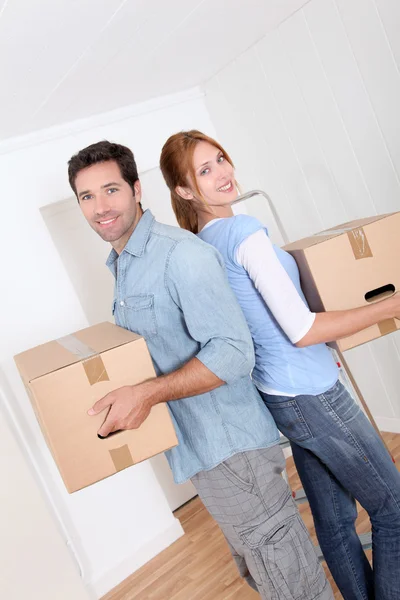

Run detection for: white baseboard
[[375, 417, 400, 434], [88, 517, 184, 598]]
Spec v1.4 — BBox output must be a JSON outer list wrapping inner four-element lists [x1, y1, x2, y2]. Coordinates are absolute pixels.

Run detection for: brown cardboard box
[[14, 322, 178, 493], [284, 212, 400, 351]]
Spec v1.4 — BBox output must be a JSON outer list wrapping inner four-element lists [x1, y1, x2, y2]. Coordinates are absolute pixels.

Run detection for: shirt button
[[120, 300, 125, 307]]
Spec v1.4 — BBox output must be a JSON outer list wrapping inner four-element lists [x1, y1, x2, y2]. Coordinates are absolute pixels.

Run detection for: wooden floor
[[102, 432, 400, 600]]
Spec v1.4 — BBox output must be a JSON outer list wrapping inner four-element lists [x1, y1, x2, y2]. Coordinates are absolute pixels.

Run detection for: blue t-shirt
[[198, 215, 338, 396]]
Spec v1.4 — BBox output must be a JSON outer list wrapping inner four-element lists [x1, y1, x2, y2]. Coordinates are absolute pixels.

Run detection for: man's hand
[[88, 385, 152, 438], [88, 357, 224, 438]]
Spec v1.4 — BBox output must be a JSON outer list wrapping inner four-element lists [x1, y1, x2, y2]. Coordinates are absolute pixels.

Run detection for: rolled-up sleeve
[[165, 238, 255, 383]]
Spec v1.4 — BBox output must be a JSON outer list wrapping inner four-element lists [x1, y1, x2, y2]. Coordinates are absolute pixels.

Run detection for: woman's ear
[[175, 185, 194, 200]]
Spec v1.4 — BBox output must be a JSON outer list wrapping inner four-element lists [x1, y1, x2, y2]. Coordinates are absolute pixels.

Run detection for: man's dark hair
[[68, 140, 139, 197]]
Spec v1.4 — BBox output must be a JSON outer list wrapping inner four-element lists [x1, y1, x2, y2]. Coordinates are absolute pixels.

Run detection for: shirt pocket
[[124, 294, 157, 339]]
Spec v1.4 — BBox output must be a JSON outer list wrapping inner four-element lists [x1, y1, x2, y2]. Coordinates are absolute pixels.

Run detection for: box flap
[[284, 212, 397, 252], [320, 213, 393, 233], [14, 322, 141, 384]]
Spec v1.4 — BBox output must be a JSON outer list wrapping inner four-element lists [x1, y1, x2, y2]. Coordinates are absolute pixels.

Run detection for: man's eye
[[81, 195, 92, 201], [107, 188, 118, 194]]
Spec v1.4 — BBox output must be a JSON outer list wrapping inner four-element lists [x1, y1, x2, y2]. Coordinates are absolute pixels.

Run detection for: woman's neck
[[197, 205, 234, 232]]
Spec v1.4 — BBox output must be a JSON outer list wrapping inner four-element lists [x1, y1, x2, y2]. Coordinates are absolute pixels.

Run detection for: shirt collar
[[106, 209, 155, 275]]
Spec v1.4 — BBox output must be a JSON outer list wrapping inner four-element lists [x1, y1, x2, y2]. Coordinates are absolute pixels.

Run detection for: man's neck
[[112, 207, 144, 255]]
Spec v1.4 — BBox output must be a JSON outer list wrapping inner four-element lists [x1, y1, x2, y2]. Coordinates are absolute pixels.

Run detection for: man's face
[[75, 160, 142, 253]]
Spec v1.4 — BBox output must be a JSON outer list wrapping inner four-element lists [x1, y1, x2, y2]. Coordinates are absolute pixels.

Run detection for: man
[[68, 140, 333, 600]]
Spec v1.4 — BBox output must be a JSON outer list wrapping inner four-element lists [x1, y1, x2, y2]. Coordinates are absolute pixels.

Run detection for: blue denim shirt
[[107, 210, 279, 483]]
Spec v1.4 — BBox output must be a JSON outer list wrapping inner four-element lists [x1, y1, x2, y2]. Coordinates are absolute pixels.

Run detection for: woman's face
[[191, 141, 238, 206]]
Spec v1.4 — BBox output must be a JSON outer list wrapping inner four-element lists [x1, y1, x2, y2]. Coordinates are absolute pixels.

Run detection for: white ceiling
[[0, 0, 310, 141]]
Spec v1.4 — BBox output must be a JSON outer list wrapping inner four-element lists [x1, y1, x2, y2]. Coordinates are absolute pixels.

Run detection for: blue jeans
[[259, 380, 400, 600]]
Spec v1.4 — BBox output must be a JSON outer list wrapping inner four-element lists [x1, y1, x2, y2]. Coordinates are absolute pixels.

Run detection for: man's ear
[[175, 185, 194, 200], [134, 179, 142, 204]]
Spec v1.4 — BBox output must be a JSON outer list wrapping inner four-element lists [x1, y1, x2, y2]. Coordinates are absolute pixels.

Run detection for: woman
[[160, 129, 400, 600]]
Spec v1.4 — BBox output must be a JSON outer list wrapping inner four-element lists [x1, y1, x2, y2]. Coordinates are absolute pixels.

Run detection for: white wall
[[0, 372, 91, 600], [0, 87, 216, 597], [203, 0, 400, 433]]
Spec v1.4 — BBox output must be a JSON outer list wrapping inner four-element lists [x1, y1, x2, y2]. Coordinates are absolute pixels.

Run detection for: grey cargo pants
[[192, 445, 333, 600]]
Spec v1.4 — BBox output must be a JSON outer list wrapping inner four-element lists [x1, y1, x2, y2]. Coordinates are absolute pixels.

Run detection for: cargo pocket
[[235, 499, 326, 599]]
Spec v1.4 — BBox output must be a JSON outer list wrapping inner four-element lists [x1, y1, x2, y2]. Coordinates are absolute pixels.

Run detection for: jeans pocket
[[321, 381, 361, 424], [263, 399, 313, 443]]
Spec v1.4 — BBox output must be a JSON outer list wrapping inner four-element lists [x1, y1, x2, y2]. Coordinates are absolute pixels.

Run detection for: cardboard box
[[284, 212, 400, 351], [14, 322, 178, 493]]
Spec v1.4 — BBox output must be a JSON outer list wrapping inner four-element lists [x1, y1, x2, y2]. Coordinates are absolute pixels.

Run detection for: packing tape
[[56, 335, 109, 385], [109, 445, 134, 471], [347, 227, 373, 260], [57, 334, 97, 359], [83, 355, 109, 385], [379, 319, 398, 337], [313, 226, 373, 260], [313, 226, 359, 236]]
